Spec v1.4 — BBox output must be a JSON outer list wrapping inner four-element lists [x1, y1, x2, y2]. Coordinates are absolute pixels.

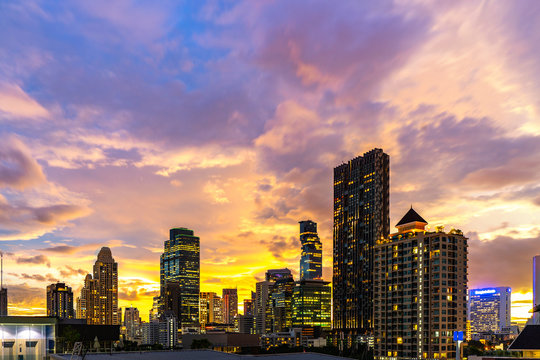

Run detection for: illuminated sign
[[473, 289, 497, 295]]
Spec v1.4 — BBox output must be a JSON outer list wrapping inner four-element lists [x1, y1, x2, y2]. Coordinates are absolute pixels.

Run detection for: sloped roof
[[509, 325, 540, 350], [396, 207, 428, 227]]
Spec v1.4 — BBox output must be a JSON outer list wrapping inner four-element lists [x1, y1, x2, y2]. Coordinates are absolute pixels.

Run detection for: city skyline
[[0, 0, 539, 325]]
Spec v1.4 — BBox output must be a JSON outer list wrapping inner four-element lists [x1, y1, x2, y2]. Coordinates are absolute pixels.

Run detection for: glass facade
[[468, 287, 511, 334], [333, 149, 390, 342], [160, 228, 200, 328], [299, 220, 322, 281], [291, 280, 331, 330]]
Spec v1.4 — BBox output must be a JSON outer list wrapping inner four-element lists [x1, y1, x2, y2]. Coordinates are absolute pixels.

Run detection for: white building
[[468, 287, 511, 334]]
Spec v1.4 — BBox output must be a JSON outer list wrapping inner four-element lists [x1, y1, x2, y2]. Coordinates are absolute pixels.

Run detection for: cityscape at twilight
[[1, 0, 540, 357]]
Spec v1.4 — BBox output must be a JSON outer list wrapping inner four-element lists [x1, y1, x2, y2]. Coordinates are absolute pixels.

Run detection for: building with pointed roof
[[373, 208, 468, 360]]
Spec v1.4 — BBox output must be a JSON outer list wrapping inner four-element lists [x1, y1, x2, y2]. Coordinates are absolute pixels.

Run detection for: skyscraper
[[124, 307, 142, 342], [291, 279, 331, 330], [222, 288, 238, 325], [373, 208, 468, 360], [200, 292, 223, 329], [0, 253, 7, 316], [468, 287, 511, 334], [160, 227, 200, 329], [78, 247, 119, 325], [162, 281, 181, 324], [46, 282, 74, 319], [533, 256, 540, 324], [255, 269, 293, 334], [299, 220, 322, 281], [333, 148, 390, 344]]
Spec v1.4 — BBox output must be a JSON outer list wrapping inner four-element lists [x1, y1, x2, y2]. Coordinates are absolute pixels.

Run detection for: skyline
[[1, 0, 540, 324]]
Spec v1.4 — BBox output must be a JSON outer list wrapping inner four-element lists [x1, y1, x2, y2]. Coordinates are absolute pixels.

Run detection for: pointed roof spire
[[396, 207, 428, 227]]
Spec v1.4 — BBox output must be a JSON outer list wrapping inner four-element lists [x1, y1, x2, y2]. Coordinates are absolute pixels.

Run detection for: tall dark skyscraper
[[160, 227, 200, 329], [0, 253, 7, 316], [47, 282, 74, 319], [333, 148, 389, 345], [299, 220, 322, 281]]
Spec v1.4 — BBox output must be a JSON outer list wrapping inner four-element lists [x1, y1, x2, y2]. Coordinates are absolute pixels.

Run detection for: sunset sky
[[1, 1, 540, 323]]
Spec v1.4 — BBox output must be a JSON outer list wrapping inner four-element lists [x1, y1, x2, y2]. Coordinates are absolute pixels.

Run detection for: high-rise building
[[200, 292, 223, 328], [333, 148, 390, 344], [222, 288, 238, 325], [124, 307, 142, 342], [255, 269, 293, 334], [266, 275, 296, 333], [291, 279, 331, 330], [244, 298, 254, 316], [162, 281, 181, 324], [373, 208, 468, 360], [533, 256, 540, 324], [46, 282, 74, 319], [160, 228, 200, 329], [78, 247, 119, 325], [468, 287, 511, 334], [299, 220, 322, 281], [0, 253, 7, 316]]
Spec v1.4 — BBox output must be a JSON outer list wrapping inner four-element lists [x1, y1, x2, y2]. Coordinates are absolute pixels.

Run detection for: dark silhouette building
[[299, 220, 322, 280], [160, 227, 200, 329], [47, 282, 74, 319], [332, 148, 390, 346]]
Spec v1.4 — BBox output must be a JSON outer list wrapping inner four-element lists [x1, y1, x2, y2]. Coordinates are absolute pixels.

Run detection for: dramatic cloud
[[0, 0, 539, 321], [16, 254, 50, 267]]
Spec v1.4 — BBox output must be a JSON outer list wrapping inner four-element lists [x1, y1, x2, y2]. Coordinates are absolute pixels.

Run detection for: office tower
[[266, 275, 296, 333], [46, 282, 74, 319], [160, 227, 200, 329], [200, 292, 223, 328], [333, 148, 390, 344], [299, 220, 322, 280], [162, 281, 181, 324], [534, 256, 540, 324], [222, 288, 238, 324], [373, 208, 468, 360], [291, 279, 331, 330], [468, 287, 511, 334], [244, 298, 254, 316], [78, 247, 119, 325], [0, 253, 7, 316], [150, 296, 162, 322], [124, 307, 142, 342], [255, 269, 293, 334]]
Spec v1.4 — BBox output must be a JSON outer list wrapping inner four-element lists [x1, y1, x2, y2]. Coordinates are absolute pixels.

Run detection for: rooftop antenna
[[1, 252, 3, 289]]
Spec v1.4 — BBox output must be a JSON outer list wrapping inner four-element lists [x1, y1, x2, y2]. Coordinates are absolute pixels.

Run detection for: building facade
[[291, 279, 331, 330], [333, 148, 390, 344], [299, 220, 322, 281], [266, 276, 296, 333], [222, 288, 238, 325], [468, 287, 511, 334], [160, 227, 200, 329], [78, 247, 119, 325], [124, 307, 142, 342], [200, 292, 223, 329], [255, 269, 293, 334], [46, 283, 74, 319], [373, 208, 468, 360]]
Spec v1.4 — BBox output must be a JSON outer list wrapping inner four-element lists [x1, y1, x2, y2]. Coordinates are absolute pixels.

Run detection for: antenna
[[1, 252, 3, 289]]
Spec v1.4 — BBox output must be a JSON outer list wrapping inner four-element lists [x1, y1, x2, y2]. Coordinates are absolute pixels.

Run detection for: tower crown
[[396, 207, 428, 233], [97, 247, 114, 263]]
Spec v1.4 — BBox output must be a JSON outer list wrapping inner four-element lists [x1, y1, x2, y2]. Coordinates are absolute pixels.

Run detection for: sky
[[1, 0, 540, 323]]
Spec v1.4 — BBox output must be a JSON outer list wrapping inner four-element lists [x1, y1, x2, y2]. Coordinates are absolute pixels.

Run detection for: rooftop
[[52, 350, 349, 360], [396, 207, 427, 227], [509, 325, 540, 350]]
